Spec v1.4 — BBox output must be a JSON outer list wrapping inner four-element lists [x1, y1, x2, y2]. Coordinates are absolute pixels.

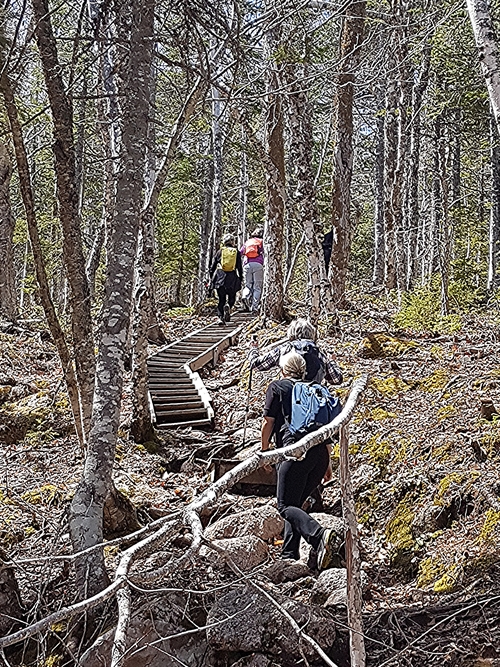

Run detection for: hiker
[[322, 229, 333, 272], [261, 351, 341, 567], [210, 234, 243, 325], [240, 228, 264, 313], [249, 317, 343, 385]]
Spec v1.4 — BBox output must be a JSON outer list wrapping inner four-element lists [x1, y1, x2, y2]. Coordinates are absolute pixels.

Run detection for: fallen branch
[[0, 375, 368, 655]]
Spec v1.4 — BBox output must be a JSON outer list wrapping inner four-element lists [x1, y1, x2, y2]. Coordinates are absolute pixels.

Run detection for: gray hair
[[251, 227, 263, 238], [287, 318, 317, 342], [279, 351, 306, 379], [222, 233, 235, 246]]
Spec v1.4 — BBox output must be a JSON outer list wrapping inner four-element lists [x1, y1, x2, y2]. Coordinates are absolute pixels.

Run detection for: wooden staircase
[[147, 312, 253, 428]]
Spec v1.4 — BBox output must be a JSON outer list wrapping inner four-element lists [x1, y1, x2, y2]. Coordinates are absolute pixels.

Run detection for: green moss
[[0, 489, 13, 505], [434, 471, 479, 506], [418, 369, 449, 392], [368, 407, 397, 421], [479, 509, 500, 542], [359, 334, 416, 359], [434, 564, 460, 593], [371, 376, 411, 396], [417, 557, 460, 592], [385, 496, 416, 566], [437, 404, 457, 421], [365, 435, 392, 465], [21, 484, 60, 505]]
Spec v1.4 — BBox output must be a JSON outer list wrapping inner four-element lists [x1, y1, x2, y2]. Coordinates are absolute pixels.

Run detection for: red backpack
[[244, 237, 262, 258]]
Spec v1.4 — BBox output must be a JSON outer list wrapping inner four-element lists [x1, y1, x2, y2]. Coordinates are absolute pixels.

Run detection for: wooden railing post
[[339, 423, 366, 667]]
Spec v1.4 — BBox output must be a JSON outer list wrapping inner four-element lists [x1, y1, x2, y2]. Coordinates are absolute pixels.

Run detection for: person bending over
[[261, 350, 341, 568]]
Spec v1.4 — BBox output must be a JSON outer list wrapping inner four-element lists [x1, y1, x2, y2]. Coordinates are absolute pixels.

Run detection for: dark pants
[[276, 443, 330, 559], [216, 288, 236, 320]]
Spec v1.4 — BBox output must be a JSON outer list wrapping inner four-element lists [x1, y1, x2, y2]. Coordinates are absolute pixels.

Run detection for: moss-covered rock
[[358, 333, 416, 359], [0, 392, 73, 445]]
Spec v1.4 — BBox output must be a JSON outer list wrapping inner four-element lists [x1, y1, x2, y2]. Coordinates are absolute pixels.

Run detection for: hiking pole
[[241, 360, 254, 448]]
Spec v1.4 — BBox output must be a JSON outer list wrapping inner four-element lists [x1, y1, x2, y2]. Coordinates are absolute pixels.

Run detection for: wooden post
[[339, 423, 366, 667]]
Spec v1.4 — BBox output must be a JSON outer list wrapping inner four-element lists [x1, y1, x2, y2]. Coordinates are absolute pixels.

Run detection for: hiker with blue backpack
[[261, 350, 343, 569], [248, 318, 343, 385], [210, 234, 243, 325]]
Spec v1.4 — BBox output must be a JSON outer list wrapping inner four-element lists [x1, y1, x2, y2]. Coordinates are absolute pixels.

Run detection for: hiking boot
[[242, 296, 251, 312], [316, 528, 342, 571], [218, 317, 225, 326], [224, 304, 231, 322]]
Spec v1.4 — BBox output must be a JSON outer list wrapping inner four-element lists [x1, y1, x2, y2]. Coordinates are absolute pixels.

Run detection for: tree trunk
[[69, 0, 154, 597], [130, 76, 205, 443], [32, 0, 95, 436], [383, 42, 399, 290], [283, 63, 335, 323], [406, 45, 431, 289], [0, 69, 85, 445], [372, 91, 385, 286], [466, 0, 500, 132], [0, 142, 17, 321], [329, 0, 366, 307], [488, 114, 500, 291], [197, 144, 213, 304], [262, 19, 286, 322]]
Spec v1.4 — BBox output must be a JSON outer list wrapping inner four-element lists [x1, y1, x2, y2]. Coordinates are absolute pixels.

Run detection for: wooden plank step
[[156, 408, 208, 420], [153, 400, 204, 409]]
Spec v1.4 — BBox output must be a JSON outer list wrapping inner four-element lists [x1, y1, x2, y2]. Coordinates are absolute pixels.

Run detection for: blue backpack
[[288, 382, 342, 439]]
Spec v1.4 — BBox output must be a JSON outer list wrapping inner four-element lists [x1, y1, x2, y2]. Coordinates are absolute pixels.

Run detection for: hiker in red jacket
[[240, 228, 264, 313], [210, 234, 243, 325]]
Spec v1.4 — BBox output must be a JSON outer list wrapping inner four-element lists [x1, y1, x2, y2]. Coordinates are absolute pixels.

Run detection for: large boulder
[[79, 596, 207, 667], [261, 559, 311, 584], [311, 568, 348, 605], [204, 505, 283, 542], [201, 534, 269, 571], [206, 584, 336, 659]]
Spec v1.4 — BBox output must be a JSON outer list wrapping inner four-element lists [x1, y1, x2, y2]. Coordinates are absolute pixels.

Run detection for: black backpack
[[291, 340, 325, 383]]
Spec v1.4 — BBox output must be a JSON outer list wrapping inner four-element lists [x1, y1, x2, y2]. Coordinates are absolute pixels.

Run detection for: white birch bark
[[69, 0, 154, 598], [0, 142, 17, 321], [466, 0, 500, 133]]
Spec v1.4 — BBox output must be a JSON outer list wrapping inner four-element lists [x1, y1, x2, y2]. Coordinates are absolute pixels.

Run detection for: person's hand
[[262, 462, 273, 473], [322, 465, 333, 484]]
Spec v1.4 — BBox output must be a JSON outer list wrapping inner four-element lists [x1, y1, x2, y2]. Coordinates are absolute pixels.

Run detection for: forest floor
[[1, 293, 500, 666]]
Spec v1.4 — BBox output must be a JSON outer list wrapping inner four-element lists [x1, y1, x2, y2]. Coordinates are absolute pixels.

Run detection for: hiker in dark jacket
[[261, 351, 341, 568], [249, 318, 342, 385], [210, 234, 243, 325]]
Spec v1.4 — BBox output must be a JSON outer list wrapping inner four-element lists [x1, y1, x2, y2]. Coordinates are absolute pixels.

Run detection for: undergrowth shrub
[[394, 277, 462, 333]]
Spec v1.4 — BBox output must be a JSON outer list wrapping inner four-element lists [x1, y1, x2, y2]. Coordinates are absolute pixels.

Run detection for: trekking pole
[[241, 356, 255, 448]]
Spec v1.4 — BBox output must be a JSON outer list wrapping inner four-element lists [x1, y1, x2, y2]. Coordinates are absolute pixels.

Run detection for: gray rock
[[206, 584, 336, 659], [311, 568, 348, 604], [79, 596, 207, 667], [201, 534, 269, 571], [261, 559, 311, 584], [324, 588, 348, 608], [205, 505, 284, 542]]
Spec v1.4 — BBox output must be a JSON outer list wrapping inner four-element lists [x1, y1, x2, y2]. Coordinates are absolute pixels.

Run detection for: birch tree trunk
[[69, 0, 154, 597], [488, 114, 500, 291], [283, 63, 336, 323], [32, 0, 95, 436], [0, 142, 17, 321], [329, 0, 366, 307], [262, 17, 286, 322], [466, 0, 500, 133], [130, 76, 205, 443]]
